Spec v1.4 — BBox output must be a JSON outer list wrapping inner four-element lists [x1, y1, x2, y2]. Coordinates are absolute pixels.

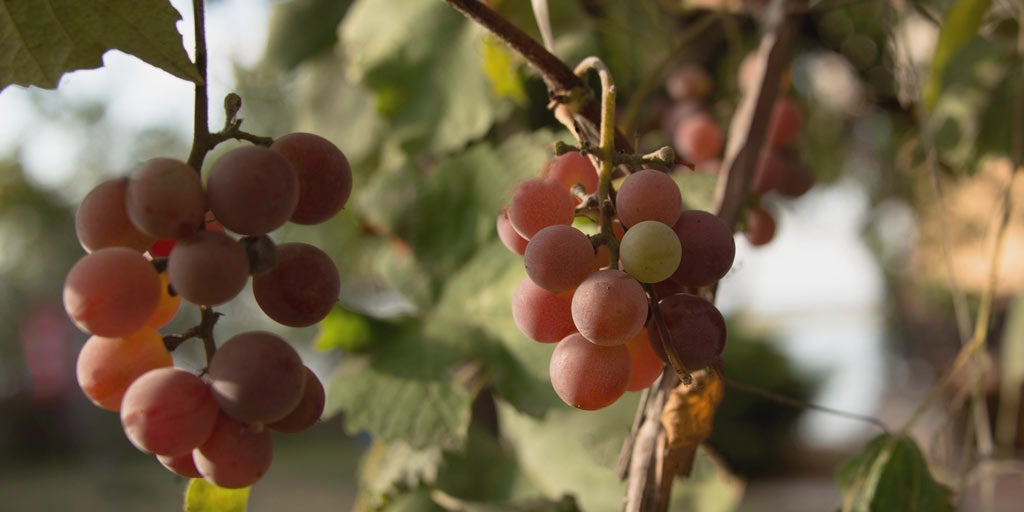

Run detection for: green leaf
[[360, 439, 445, 496], [837, 434, 953, 512], [672, 447, 745, 512], [481, 35, 526, 102], [264, 0, 354, 70], [0, 0, 201, 90], [924, 0, 993, 109], [314, 304, 377, 353], [184, 479, 249, 512]]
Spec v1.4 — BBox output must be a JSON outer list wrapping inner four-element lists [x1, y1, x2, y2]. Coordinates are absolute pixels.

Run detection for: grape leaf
[[923, 0, 993, 109], [360, 439, 444, 497], [837, 434, 953, 512], [264, 0, 354, 70], [184, 479, 249, 512], [0, 0, 200, 91]]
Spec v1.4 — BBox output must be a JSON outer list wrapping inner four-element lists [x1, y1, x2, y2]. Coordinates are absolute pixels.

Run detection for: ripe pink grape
[[614, 169, 682, 227], [673, 112, 724, 164], [647, 293, 726, 370], [268, 367, 325, 434], [744, 206, 777, 246], [63, 247, 161, 337], [207, 331, 307, 424], [75, 178, 155, 252], [768, 97, 803, 148], [618, 220, 681, 283], [157, 452, 202, 479], [507, 178, 575, 239], [549, 332, 631, 410], [625, 329, 663, 391], [206, 146, 299, 235], [167, 230, 250, 306], [497, 209, 529, 255], [124, 158, 206, 239], [193, 413, 274, 489], [76, 327, 173, 411], [252, 242, 340, 327], [270, 132, 353, 225], [544, 151, 598, 198], [670, 210, 736, 287], [665, 64, 713, 102], [120, 367, 219, 456], [523, 225, 594, 293], [511, 277, 576, 343], [571, 269, 648, 346]]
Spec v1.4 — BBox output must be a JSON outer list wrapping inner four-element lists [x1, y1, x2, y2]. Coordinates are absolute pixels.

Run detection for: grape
[[167, 230, 250, 306], [76, 327, 173, 411], [507, 178, 575, 239], [614, 169, 682, 227], [744, 206, 776, 246], [120, 367, 219, 456], [252, 242, 339, 327], [194, 412, 274, 489], [268, 367, 325, 434], [625, 328, 663, 391], [670, 210, 736, 287], [207, 331, 306, 424], [147, 212, 225, 258], [647, 293, 726, 370], [619, 221, 681, 283], [665, 64, 712, 101], [544, 151, 598, 197], [75, 178, 155, 252], [768, 97, 803, 148], [511, 277, 576, 343], [549, 332, 631, 410], [571, 269, 648, 346], [145, 272, 181, 328], [523, 225, 594, 293], [206, 145, 299, 235], [497, 209, 528, 255], [777, 160, 815, 198], [124, 158, 206, 239], [63, 247, 161, 337], [157, 452, 202, 479], [753, 148, 786, 195], [270, 132, 353, 225], [673, 112, 724, 165]]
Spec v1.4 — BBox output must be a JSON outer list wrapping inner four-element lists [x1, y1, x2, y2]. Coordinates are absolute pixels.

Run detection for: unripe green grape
[[619, 221, 681, 283]]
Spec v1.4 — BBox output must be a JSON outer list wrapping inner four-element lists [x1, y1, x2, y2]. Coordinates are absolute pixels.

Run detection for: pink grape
[[167, 230, 250, 306], [157, 452, 202, 479], [124, 158, 206, 239], [614, 169, 682, 227], [511, 277, 576, 343], [207, 331, 307, 424], [76, 327, 173, 411], [497, 209, 529, 255], [523, 225, 594, 293], [75, 178, 155, 252], [745, 206, 777, 246], [194, 413, 274, 489], [268, 367, 325, 434], [549, 332, 631, 410], [571, 269, 648, 346], [647, 293, 726, 370], [670, 210, 736, 287], [673, 112, 724, 165], [507, 178, 575, 239], [252, 242, 340, 327], [206, 145, 299, 235], [544, 151, 598, 198], [768, 97, 803, 148], [120, 367, 219, 456], [271, 132, 353, 225], [666, 64, 713, 101], [63, 247, 161, 337], [625, 328, 663, 391]]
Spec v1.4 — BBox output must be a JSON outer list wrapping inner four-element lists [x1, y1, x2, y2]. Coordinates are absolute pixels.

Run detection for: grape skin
[[507, 178, 575, 239], [497, 209, 529, 255], [193, 413, 274, 489], [268, 367, 325, 434], [544, 151, 598, 197], [63, 247, 161, 337], [619, 220, 681, 284], [206, 146, 299, 235], [744, 206, 777, 246], [157, 452, 202, 479], [167, 230, 250, 306], [120, 367, 220, 457], [511, 277, 576, 343], [75, 178, 155, 253], [124, 158, 206, 239], [145, 272, 181, 328], [670, 210, 736, 287], [614, 169, 682, 227], [208, 331, 307, 425], [673, 113, 723, 165], [76, 327, 173, 411], [647, 293, 726, 370], [625, 328, 663, 392], [549, 332, 631, 410], [571, 269, 648, 346], [523, 225, 594, 293], [252, 242, 340, 327], [271, 132, 353, 225]]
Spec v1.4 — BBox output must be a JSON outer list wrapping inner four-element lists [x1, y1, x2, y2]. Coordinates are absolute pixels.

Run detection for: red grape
[[571, 269, 648, 346], [193, 413, 274, 489], [614, 169, 682, 227], [777, 160, 815, 198], [549, 332, 631, 410], [120, 367, 219, 456], [63, 247, 161, 337], [207, 146, 299, 235], [647, 293, 726, 370], [523, 225, 594, 293], [511, 277, 576, 343], [544, 151, 598, 198], [124, 158, 206, 239], [167, 230, 250, 306], [75, 178, 155, 252], [744, 206, 777, 246], [207, 331, 307, 425], [252, 242, 339, 327], [768, 97, 803, 148], [271, 132, 353, 225], [670, 210, 736, 287], [625, 328, 663, 391], [507, 178, 575, 239], [157, 452, 202, 479], [753, 148, 787, 195], [76, 327, 173, 411], [268, 367, 325, 434], [673, 112, 724, 164]]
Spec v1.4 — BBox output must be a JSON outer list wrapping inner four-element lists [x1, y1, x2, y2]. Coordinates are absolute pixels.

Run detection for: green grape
[[619, 220, 681, 283]]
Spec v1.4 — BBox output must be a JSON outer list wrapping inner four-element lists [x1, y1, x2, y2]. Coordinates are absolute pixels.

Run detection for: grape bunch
[[498, 151, 734, 410], [64, 131, 351, 488]]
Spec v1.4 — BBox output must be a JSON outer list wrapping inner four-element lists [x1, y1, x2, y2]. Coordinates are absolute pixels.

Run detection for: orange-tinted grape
[[268, 367, 325, 434], [544, 151, 598, 198], [571, 269, 648, 346], [549, 332, 631, 410], [614, 169, 682, 227], [207, 331, 306, 425], [271, 132, 353, 225], [625, 329, 663, 391], [145, 272, 180, 328], [511, 277, 576, 343], [124, 158, 206, 239], [252, 243, 339, 327], [76, 327, 173, 411], [75, 178, 155, 252], [193, 413, 274, 489], [207, 146, 299, 235], [120, 367, 219, 456], [63, 248, 161, 337], [167, 230, 249, 306], [523, 225, 594, 293]]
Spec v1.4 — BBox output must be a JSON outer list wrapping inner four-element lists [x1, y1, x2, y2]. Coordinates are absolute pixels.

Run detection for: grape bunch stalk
[[64, 124, 352, 489], [499, 148, 735, 411]]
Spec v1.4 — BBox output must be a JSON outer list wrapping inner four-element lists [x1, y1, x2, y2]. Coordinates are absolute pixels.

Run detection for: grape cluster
[[64, 132, 351, 488], [498, 151, 734, 410]]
